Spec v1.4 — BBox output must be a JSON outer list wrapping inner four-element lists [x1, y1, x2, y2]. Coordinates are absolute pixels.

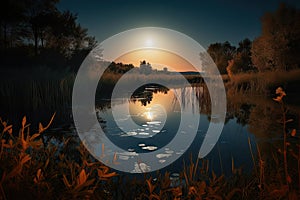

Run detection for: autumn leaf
[[188, 186, 197, 196], [22, 116, 26, 128], [39, 123, 44, 133], [21, 132, 29, 151], [146, 178, 155, 194], [273, 96, 282, 102], [30, 133, 41, 141], [37, 113, 55, 134], [291, 129, 296, 137], [20, 154, 31, 165], [77, 169, 87, 185], [34, 169, 43, 184], [63, 175, 72, 188], [1, 139, 9, 148], [97, 166, 117, 180], [3, 125, 12, 134], [43, 113, 56, 130]]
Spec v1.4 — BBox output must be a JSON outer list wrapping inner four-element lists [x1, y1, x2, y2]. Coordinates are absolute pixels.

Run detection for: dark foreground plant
[[0, 114, 117, 199], [272, 87, 299, 199]]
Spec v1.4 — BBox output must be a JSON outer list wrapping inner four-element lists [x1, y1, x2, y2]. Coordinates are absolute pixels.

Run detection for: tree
[[0, 0, 26, 49], [45, 11, 90, 56], [207, 41, 236, 74], [252, 3, 300, 71], [106, 62, 134, 74], [0, 0, 97, 70], [227, 38, 254, 74], [25, 0, 59, 55], [22, 0, 95, 57]]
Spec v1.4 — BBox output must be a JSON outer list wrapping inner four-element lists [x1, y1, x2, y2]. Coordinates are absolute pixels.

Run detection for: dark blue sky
[[58, 0, 300, 48]]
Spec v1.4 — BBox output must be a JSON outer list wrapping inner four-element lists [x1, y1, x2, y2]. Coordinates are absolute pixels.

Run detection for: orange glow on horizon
[[115, 49, 197, 72]]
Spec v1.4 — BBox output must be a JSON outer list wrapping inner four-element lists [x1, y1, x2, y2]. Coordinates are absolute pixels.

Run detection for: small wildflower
[[273, 87, 286, 102], [275, 87, 286, 96], [273, 96, 282, 102]]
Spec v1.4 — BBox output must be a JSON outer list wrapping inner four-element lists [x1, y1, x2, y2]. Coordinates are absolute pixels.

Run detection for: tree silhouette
[[44, 11, 90, 56], [207, 41, 236, 74], [0, 0, 97, 69], [227, 38, 254, 74], [0, 0, 26, 50], [252, 3, 300, 71], [25, 0, 59, 55]]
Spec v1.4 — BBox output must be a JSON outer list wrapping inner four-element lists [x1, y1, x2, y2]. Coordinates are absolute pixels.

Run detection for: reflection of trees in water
[[131, 91, 153, 106], [248, 103, 281, 139], [226, 100, 253, 126], [227, 94, 282, 138], [96, 84, 299, 144], [130, 84, 169, 106], [226, 92, 300, 162], [194, 85, 211, 117], [93, 84, 300, 173], [192, 85, 226, 123], [227, 93, 298, 139]]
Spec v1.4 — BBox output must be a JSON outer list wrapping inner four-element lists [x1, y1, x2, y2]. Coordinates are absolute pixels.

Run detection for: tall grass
[[226, 69, 300, 95], [0, 66, 206, 131], [0, 66, 75, 128], [0, 67, 202, 112]]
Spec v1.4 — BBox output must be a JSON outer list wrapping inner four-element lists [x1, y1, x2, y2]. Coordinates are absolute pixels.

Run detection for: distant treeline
[[0, 0, 96, 71], [106, 62, 135, 74]]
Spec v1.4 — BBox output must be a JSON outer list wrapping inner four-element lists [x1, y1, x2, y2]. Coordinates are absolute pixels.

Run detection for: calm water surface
[[95, 86, 257, 176]]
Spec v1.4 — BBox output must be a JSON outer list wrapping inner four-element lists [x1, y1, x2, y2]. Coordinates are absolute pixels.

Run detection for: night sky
[[58, 0, 300, 48]]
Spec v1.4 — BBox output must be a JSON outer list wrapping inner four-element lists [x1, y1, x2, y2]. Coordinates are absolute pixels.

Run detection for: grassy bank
[[0, 67, 202, 134], [225, 69, 300, 96], [1, 66, 299, 126], [0, 67, 75, 129]]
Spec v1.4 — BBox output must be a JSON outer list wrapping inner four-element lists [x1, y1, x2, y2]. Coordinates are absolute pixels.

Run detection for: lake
[[2, 80, 298, 179], [92, 85, 258, 176]]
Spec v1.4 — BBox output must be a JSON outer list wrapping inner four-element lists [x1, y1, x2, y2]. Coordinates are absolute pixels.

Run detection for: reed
[[226, 69, 300, 95]]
